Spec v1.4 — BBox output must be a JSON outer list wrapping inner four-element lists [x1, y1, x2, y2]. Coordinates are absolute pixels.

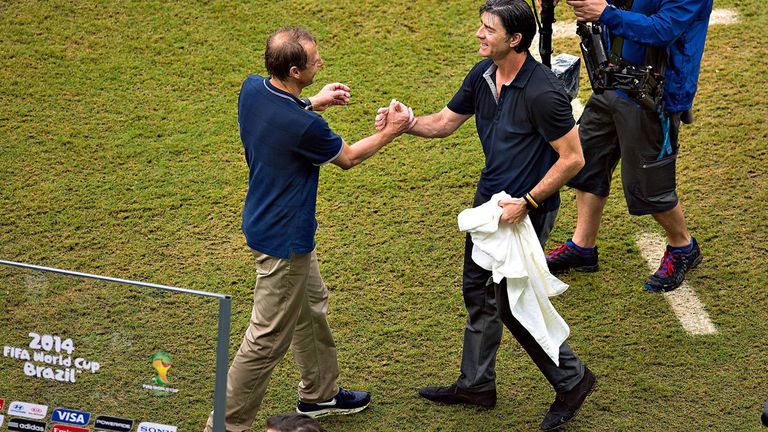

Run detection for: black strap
[[608, 0, 666, 75], [608, 0, 632, 61]]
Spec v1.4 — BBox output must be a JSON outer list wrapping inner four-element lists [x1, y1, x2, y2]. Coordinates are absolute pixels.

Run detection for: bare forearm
[[408, 112, 453, 138], [376, 106, 467, 139], [340, 131, 396, 169], [529, 153, 584, 202]]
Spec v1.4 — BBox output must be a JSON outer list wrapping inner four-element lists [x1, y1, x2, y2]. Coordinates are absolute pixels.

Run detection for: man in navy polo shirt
[[204, 27, 412, 432], [376, 0, 595, 429]]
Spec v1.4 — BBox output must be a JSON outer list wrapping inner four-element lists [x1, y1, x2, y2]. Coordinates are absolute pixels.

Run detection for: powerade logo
[[94, 415, 134, 432], [7, 418, 47, 432], [8, 402, 48, 420], [52, 408, 91, 426], [138, 421, 178, 432]]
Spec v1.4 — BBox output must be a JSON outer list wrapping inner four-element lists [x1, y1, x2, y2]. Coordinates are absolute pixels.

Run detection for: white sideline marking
[[708, 8, 740, 25], [571, 98, 584, 120], [636, 233, 717, 335], [547, 8, 739, 39]]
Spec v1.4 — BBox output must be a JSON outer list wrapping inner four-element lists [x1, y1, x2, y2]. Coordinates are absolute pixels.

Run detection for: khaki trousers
[[205, 250, 339, 432]]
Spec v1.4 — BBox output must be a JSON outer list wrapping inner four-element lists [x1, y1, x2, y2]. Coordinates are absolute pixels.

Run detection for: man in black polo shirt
[[377, 0, 594, 429]]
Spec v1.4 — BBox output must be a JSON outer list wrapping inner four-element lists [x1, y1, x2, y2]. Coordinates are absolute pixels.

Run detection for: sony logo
[[138, 421, 178, 432]]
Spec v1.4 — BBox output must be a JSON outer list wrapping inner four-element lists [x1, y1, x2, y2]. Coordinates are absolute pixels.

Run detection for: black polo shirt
[[447, 53, 575, 211]]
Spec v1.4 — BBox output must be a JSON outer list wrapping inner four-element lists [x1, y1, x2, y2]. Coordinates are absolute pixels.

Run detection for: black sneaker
[[546, 240, 599, 274], [296, 387, 371, 418], [540, 367, 597, 431], [762, 400, 768, 426], [418, 383, 496, 409], [644, 237, 702, 292]]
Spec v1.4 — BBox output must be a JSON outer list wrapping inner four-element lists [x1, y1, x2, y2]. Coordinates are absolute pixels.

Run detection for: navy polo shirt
[[447, 54, 575, 211], [239, 75, 343, 259]]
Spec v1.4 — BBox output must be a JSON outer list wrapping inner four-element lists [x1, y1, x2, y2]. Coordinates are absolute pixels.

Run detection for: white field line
[[636, 233, 717, 335], [571, 98, 584, 120]]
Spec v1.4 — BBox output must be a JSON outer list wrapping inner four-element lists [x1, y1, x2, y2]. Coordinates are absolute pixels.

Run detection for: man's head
[[265, 27, 324, 86], [265, 413, 325, 432], [476, 0, 536, 60]]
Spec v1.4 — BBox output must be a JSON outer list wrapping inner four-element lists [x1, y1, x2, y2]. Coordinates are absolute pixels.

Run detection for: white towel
[[458, 191, 570, 365]]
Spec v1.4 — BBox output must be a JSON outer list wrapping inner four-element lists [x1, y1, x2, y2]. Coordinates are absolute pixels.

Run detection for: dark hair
[[265, 413, 326, 432], [479, 0, 536, 53], [264, 27, 316, 80]]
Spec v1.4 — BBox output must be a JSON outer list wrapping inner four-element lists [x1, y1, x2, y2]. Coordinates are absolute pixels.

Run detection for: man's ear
[[288, 65, 301, 79], [508, 33, 522, 49]]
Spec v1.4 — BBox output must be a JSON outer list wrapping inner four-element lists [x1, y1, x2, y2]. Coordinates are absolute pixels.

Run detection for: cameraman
[[546, 0, 713, 293]]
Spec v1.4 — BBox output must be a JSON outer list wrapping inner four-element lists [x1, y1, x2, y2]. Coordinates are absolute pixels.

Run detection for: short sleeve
[[447, 62, 486, 115], [529, 89, 576, 142], [298, 117, 344, 166]]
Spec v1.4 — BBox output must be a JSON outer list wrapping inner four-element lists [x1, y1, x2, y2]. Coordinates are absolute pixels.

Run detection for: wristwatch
[[301, 97, 313, 111]]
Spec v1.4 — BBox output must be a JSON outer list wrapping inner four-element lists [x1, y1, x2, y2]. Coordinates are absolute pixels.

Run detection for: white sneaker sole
[[296, 403, 370, 419]]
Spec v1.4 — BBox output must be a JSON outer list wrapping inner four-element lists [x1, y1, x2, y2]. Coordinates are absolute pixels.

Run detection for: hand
[[310, 82, 351, 111], [380, 99, 415, 137], [565, 0, 607, 22], [375, 103, 416, 132], [374, 107, 387, 131], [498, 198, 528, 225]]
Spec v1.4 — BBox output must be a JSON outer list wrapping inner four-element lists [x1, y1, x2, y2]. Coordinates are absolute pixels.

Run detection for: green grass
[[1, 0, 767, 430]]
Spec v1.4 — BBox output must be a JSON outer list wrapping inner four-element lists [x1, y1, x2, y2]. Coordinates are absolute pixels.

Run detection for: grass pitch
[[1, 0, 767, 430]]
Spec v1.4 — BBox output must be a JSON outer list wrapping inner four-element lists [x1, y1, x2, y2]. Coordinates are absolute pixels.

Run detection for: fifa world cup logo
[[150, 352, 173, 386]]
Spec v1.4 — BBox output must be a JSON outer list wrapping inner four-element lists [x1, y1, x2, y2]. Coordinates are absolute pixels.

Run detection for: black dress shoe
[[540, 367, 597, 431], [418, 383, 496, 409]]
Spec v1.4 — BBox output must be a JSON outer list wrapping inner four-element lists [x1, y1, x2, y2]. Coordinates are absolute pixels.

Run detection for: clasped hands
[[310, 83, 415, 136], [374, 101, 417, 135]]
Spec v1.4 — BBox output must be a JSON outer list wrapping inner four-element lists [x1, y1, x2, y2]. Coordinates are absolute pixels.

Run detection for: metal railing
[[0, 259, 232, 431]]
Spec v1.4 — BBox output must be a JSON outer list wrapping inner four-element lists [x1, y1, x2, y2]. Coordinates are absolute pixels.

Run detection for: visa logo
[[52, 408, 91, 426]]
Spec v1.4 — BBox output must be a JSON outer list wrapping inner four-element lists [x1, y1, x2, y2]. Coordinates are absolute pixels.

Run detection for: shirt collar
[[263, 77, 306, 107], [510, 52, 537, 88], [482, 51, 538, 89]]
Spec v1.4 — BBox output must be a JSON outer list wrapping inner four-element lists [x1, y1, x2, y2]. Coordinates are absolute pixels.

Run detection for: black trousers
[[456, 208, 586, 393]]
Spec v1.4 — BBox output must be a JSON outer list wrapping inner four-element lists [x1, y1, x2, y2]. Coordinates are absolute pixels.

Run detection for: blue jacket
[[600, 0, 713, 112]]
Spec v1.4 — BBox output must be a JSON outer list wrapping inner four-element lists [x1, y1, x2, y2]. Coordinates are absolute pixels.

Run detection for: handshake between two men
[[316, 79, 563, 229], [306, 81, 416, 139], [215, 17, 592, 431]]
